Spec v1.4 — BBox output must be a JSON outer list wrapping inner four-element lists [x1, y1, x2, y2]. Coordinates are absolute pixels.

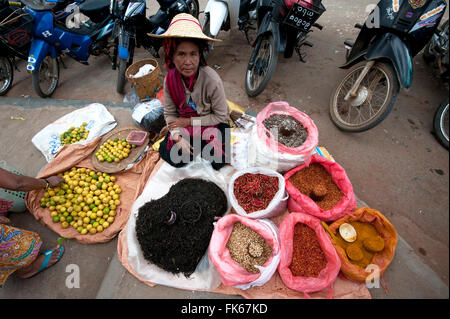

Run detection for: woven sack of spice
[[326, 207, 398, 282], [209, 214, 281, 290], [284, 154, 356, 222], [249, 101, 318, 173], [228, 167, 288, 219], [278, 212, 341, 298]]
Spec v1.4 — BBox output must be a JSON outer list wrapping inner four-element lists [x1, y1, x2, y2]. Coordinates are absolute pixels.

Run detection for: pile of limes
[[40, 167, 121, 235], [95, 138, 136, 163], [60, 123, 89, 145]]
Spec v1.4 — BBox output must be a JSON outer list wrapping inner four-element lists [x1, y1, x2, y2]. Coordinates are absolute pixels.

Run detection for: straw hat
[[147, 13, 222, 42]]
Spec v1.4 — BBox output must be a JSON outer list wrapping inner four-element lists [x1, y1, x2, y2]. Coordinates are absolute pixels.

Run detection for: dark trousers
[[159, 123, 231, 171]]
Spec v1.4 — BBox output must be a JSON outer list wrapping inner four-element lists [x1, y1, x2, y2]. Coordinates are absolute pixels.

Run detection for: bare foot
[[17, 245, 63, 279]]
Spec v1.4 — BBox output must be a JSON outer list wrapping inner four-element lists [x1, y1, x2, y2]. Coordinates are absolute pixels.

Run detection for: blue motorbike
[[22, 0, 113, 97]]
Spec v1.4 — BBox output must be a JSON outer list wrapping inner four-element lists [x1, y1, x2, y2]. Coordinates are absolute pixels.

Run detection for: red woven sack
[[284, 154, 356, 222], [278, 212, 341, 298]]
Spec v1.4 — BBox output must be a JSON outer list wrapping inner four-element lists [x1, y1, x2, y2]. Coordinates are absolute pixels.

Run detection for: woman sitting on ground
[[150, 13, 230, 170]]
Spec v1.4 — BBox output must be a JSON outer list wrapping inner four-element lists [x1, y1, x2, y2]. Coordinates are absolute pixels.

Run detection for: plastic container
[[126, 130, 148, 146]]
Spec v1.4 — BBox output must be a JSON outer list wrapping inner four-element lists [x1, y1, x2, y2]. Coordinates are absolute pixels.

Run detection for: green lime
[[92, 174, 98, 180], [52, 216, 60, 223]]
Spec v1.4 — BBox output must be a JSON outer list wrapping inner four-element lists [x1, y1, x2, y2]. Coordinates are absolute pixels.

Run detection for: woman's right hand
[[174, 134, 193, 155]]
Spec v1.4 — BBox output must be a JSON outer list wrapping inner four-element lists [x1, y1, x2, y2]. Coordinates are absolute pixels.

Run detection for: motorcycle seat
[[55, 19, 98, 36], [148, 9, 168, 31], [78, 0, 110, 14]]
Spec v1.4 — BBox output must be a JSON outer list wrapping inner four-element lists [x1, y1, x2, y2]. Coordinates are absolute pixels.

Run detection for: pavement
[[0, 0, 448, 301], [0, 97, 448, 300]]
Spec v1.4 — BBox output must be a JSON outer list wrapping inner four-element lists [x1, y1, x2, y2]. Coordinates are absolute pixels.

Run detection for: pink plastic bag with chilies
[[278, 212, 341, 298], [284, 154, 356, 222]]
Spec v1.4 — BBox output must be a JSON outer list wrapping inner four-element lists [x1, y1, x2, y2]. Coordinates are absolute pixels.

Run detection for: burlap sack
[[25, 137, 160, 244]]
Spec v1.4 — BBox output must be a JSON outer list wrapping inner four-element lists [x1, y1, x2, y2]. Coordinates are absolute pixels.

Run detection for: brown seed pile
[[262, 114, 308, 148], [288, 163, 343, 211], [226, 222, 273, 274]]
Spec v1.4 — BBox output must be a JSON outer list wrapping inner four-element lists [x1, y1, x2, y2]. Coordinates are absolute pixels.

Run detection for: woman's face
[[172, 40, 200, 79]]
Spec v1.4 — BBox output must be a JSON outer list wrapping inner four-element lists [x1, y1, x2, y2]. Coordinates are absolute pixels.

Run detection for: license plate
[[283, 2, 321, 32]]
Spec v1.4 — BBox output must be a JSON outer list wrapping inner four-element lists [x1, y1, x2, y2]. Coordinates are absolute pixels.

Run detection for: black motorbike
[[329, 0, 447, 132], [245, 0, 325, 97], [424, 19, 448, 149], [111, 0, 200, 94]]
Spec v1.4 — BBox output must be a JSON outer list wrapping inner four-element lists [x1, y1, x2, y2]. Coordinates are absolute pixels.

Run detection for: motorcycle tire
[[284, 30, 298, 59], [116, 40, 135, 94], [433, 98, 449, 150], [245, 33, 278, 97], [0, 56, 13, 96], [116, 58, 128, 94], [329, 61, 399, 132], [32, 55, 59, 98], [187, 0, 200, 19]]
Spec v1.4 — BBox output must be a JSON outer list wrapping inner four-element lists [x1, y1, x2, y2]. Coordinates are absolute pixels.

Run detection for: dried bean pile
[[233, 173, 279, 214], [290, 223, 327, 278], [135, 178, 228, 277], [262, 114, 308, 148], [288, 163, 343, 211], [226, 222, 273, 274]]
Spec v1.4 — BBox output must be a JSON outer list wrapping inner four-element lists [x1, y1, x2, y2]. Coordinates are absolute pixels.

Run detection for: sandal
[[25, 246, 65, 279]]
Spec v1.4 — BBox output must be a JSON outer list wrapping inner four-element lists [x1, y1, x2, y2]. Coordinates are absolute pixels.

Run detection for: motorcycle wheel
[[433, 98, 449, 149], [245, 33, 278, 97], [32, 55, 59, 98], [0, 56, 13, 96], [423, 19, 448, 64], [329, 62, 399, 132], [187, 0, 200, 19], [116, 41, 135, 94]]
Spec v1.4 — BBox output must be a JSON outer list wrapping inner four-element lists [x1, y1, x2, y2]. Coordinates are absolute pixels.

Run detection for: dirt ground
[[1, 0, 449, 290]]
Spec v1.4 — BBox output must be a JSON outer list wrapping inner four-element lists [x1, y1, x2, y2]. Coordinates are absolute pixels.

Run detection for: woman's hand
[[174, 134, 193, 155], [168, 117, 191, 130], [46, 175, 65, 188]]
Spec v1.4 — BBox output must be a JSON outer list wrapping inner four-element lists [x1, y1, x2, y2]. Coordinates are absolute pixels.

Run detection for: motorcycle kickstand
[[58, 56, 67, 69]]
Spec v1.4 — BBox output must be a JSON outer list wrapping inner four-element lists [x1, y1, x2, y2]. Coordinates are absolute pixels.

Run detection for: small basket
[[0, 6, 33, 49], [126, 130, 148, 146], [0, 160, 27, 212], [126, 58, 165, 102]]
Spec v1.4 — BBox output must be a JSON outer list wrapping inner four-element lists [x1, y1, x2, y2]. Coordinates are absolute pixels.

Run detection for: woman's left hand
[[168, 117, 191, 130]]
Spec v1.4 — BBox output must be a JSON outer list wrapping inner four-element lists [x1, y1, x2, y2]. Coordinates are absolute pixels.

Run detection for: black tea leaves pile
[[135, 178, 228, 277]]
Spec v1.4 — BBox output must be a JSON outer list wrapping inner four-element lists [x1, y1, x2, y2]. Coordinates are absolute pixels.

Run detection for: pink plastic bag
[[284, 0, 314, 10], [256, 101, 318, 157], [284, 154, 356, 222], [209, 214, 281, 289], [278, 212, 341, 298]]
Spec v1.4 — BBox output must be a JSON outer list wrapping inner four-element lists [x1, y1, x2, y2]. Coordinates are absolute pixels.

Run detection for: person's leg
[[201, 123, 231, 171], [158, 133, 190, 168]]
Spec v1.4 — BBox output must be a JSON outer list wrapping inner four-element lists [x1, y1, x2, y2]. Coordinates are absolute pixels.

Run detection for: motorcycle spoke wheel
[[433, 98, 449, 149], [245, 33, 277, 97], [32, 56, 59, 98], [187, 0, 200, 19], [0, 57, 13, 96], [329, 62, 399, 132]]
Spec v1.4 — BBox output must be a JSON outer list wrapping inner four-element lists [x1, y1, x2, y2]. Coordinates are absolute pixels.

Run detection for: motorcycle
[[111, 0, 200, 94], [22, 0, 114, 98], [245, 0, 325, 97], [423, 19, 448, 149], [329, 0, 447, 132], [0, 0, 83, 95], [201, 0, 258, 49]]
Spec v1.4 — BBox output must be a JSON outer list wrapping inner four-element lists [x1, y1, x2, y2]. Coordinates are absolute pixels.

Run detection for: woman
[[0, 167, 64, 286], [149, 13, 231, 170]]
